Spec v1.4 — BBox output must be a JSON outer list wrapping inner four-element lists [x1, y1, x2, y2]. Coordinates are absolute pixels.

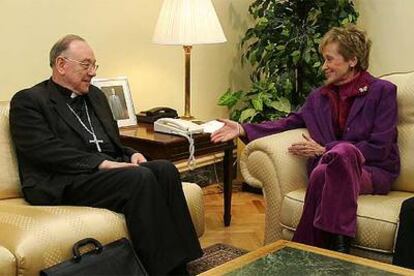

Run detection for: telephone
[[154, 118, 203, 170], [154, 118, 204, 135], [137, 107, 178, 123]]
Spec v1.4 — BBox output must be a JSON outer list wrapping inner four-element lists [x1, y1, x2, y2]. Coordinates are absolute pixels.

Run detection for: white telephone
[[154, 118, 204, 135], [154, 118, 204, 171]]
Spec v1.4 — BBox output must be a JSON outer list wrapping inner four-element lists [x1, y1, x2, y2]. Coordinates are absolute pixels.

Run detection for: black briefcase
[[40, 237, 148, 276]]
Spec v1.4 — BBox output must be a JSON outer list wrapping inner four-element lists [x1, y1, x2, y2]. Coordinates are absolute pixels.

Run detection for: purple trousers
[[292, 143, 372, 248]]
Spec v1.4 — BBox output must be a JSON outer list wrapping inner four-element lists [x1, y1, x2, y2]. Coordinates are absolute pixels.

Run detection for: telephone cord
[[179, 132, 196, 170]]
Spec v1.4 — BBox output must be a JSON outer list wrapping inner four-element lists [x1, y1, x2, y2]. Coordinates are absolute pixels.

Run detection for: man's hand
[[130, 152, 147, 165], [210, 119, 244, 143], [98, 160, 138, 170], [288, 134, 326, 158]]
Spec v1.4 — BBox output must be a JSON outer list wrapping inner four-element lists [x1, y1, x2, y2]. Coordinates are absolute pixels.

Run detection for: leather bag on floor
[[40, 237, 148, 276]]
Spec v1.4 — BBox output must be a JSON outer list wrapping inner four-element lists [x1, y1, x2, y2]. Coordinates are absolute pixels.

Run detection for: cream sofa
[[0, 101, 205, 275], [240, 71, 414, 262]]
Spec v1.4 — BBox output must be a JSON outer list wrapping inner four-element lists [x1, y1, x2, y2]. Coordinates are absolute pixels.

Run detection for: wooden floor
[[199, 185, 265, 251]]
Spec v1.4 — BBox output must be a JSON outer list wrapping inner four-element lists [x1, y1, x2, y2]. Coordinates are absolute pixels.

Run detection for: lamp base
[[180, 115, 195, 120]]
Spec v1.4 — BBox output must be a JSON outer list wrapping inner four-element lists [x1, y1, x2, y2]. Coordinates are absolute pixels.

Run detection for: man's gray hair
[[49, 34, 85, 68]]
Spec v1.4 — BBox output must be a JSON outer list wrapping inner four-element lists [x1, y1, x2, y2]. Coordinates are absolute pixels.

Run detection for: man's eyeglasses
[[62, 57, 99, 72]]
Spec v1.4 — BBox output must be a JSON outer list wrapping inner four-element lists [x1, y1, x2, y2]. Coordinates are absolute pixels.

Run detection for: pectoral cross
[[89, 133, 104, 152]]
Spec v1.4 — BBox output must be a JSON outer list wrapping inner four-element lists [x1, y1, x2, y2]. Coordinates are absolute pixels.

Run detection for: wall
[[2, 1, 412, 120], [0, 0, 252, 120], [356, 0, 414, 76]]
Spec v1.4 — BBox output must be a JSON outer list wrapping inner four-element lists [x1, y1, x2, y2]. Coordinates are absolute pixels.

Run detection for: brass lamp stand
[[182, 45, 193, 119]]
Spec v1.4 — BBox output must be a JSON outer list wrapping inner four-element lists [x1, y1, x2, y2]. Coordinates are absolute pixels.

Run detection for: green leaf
[[281, 29, 289, 37], [239, 108, 257, 122], [313, 61, 321, 68], [217, 89, 242, 108], [283, 78, 293, 93], [251, 96, 263, 111], [291, 50, 300, 57], [276, 45, 286, 51], [269, 97, 291, 113]]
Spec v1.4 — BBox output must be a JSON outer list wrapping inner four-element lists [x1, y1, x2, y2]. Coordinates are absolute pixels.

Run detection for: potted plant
[[219, 0, 358, 123]]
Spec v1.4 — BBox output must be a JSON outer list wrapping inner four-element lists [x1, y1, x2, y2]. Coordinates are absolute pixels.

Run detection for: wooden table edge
[[199, 240, 414, 275]]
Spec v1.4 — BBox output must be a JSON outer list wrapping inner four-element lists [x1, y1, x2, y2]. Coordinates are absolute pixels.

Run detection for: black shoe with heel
[[330, 234, 351, 254]]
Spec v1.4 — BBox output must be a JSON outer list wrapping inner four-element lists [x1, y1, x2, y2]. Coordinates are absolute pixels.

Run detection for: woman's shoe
[[331, 234, 351, 254]]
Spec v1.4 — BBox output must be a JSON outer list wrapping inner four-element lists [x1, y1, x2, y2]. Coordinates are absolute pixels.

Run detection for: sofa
[[0, 100, 205, 275], [240, 71, 414, 262]]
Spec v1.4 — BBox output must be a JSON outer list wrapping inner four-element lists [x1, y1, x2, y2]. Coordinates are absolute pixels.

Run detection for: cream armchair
[[0, 101, 204, 275], [240, 71, 414, 262]]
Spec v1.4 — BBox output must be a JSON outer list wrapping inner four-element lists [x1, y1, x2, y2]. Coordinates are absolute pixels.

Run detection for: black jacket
[[10, 79, 137, 204]]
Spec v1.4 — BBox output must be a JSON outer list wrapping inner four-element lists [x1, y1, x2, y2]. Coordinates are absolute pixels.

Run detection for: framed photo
[[92, 76, 137, 127]]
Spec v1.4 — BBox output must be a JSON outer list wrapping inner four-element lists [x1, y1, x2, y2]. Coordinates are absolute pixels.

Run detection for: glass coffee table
[[200, 240, 414, 275]]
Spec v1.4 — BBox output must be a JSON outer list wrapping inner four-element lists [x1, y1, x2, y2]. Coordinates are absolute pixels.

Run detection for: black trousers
[[62, 160, 202, 275], [393, 197, 414, 269]]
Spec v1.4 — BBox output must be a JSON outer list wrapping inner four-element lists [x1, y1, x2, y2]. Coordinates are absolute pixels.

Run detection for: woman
[[211, 25, 400, 253]]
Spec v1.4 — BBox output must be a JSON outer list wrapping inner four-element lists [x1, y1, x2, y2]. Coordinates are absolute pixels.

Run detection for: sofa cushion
[[0, 203, 129, 275], [0, 101, 21, 200], [182, 182, 205, 237], [280, 187, 414, 253], [381, 71, 414, 193]]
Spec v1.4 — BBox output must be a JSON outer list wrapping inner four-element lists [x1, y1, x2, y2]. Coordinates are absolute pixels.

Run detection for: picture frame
[[91, 76, 137, 127]]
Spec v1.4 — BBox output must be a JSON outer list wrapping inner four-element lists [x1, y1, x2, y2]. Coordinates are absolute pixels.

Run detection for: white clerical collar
[[70, 93, 79, 98]]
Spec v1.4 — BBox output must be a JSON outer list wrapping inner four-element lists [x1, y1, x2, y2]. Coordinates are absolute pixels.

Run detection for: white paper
[[200, 120, 225, 133]]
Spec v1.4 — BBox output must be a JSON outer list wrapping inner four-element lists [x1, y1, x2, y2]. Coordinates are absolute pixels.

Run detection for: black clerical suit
[[393, 197, 414, 269], [9, 79, 202, 275]]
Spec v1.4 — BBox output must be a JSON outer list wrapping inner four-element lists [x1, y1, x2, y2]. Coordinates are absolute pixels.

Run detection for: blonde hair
[[319, 25, 371, 71]]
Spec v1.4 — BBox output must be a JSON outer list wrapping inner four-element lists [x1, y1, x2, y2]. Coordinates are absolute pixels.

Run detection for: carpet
[[187, 243, 248, 275]]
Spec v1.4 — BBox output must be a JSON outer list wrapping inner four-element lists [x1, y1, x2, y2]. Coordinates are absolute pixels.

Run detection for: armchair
[[0, 101, 204, 275], [240, 71, 414, 262]]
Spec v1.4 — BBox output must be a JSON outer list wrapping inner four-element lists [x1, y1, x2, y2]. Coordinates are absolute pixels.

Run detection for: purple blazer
[[242, 73, 400, 195]]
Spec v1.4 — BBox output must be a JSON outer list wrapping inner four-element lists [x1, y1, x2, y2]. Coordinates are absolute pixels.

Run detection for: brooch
[[358, 85, 368, 94]]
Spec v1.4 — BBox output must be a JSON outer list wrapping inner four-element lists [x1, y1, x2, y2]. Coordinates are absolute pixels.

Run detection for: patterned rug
[[187, 243, 248, 275]]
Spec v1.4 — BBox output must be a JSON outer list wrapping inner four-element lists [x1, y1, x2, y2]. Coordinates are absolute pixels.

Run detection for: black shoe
[[331, 235, 351, 254]]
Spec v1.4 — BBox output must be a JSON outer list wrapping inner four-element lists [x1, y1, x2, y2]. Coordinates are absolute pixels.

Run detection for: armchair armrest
[[240, 128, 309, 244]]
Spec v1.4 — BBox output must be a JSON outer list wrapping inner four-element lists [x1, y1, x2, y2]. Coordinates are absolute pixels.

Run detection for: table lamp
[[153, 0, 227, 119]]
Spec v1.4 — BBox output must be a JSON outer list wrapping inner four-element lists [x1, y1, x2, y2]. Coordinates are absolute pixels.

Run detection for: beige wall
[[356, 0, 414, 76], [2, 1, 412, 120], [0, 0, 252, 120]]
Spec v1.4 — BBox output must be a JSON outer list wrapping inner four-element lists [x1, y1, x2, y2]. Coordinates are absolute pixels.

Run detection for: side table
[[119, 123, 236, 226]]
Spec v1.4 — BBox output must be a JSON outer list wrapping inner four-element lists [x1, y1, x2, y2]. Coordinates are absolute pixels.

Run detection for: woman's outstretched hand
[[210, 119, 244, 143]]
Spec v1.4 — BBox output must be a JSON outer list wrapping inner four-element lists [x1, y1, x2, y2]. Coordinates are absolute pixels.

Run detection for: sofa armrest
[[0, 245, 15, 276], [240, 128, 309, 244]]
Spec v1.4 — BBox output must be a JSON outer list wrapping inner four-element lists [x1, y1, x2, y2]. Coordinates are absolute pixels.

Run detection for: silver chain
[[66, 99, 103, 152]]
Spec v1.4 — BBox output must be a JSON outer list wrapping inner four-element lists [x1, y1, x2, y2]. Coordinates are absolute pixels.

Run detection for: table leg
[[223, 144, 233, 226]]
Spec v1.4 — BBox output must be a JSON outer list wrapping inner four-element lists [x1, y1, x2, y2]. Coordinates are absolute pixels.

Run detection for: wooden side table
[[119, 123, 236, 226]]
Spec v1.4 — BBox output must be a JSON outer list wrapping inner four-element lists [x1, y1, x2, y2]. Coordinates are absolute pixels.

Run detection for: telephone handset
[[136, 107, 178, 123], [154, 118, 204, 135], [146, 107, 177, 117]]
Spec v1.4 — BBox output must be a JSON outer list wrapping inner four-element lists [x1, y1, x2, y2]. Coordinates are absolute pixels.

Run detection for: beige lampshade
[[153, 0, 227, 45]]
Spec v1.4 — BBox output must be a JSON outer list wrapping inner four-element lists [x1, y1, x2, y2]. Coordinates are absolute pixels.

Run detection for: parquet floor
[[199, 185, 265, 251]]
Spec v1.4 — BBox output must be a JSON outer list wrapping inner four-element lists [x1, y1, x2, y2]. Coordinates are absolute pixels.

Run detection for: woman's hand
[[210, 119, 244, 143], [288, 134, 326, 157]]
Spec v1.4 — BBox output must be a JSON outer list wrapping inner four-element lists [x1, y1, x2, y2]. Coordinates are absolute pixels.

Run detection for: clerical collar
[[51, 79, 83, 102]]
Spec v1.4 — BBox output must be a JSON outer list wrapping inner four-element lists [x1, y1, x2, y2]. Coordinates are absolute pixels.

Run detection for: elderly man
[[9, 34, 202, 275]]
